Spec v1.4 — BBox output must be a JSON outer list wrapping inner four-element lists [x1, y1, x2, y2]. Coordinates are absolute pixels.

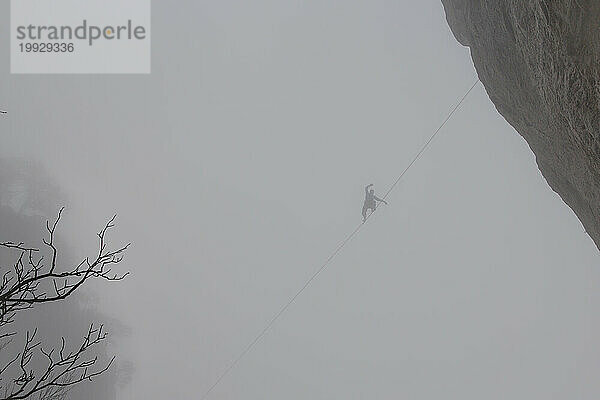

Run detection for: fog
[[0, 160, 130, 400], [2, 1, 600, 399]]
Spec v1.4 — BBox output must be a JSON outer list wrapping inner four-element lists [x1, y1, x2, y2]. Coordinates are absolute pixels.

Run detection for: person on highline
[[362, 184, 387, 222]]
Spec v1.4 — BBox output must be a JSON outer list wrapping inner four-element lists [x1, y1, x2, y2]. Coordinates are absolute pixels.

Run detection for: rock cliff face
[[442, 0, 600, 250]]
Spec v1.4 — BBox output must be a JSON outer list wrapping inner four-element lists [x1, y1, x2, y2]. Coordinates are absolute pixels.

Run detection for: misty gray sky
[[2, 1, 600, 399]]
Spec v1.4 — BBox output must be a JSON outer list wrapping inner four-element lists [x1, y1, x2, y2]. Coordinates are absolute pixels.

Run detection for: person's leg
[[362, 205, 368, 222]]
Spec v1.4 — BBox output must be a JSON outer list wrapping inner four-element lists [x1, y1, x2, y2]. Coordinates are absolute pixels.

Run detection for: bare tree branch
[[0, 209, 129, 400], [0, 209, 129, 315], [2, 324, 114, 400]]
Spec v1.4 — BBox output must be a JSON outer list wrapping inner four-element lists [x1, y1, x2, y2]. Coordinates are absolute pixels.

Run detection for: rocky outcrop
[[442, 0, 600, 250]]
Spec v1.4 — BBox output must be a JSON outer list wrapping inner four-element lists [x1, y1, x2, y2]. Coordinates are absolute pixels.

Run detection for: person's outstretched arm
[[374, 196, 388, 205]]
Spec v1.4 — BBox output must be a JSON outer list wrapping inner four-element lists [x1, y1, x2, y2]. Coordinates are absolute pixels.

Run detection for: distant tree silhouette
[[0, 209, 129, 400]]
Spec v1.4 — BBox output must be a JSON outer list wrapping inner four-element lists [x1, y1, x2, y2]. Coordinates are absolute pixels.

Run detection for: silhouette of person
[[362, 184, 387, 222]]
